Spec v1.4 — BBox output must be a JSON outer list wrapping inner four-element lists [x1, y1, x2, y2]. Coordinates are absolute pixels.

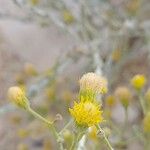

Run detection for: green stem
[[59, 119, 73, 135], [138, 92, 146, 115], [27, 107, 64, 150], [69, 131, 85, 150], [70, 133, 79, 150], [28, 107, 52, 125], [96, 125, 114, 150]]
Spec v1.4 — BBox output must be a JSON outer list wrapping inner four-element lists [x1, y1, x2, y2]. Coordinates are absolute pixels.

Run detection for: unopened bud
[[8, 86, 30, 109]]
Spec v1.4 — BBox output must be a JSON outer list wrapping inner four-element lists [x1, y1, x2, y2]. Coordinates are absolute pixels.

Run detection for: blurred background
[[0, 0, 150, 150]]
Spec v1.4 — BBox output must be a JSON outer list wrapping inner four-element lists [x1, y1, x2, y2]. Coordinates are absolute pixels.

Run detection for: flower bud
[[131, 74, 146, 91], [63, 10, 74, 24], [115, 86, 132, 109], [8, 86, 30, 109], [63, 129, 73, 145]]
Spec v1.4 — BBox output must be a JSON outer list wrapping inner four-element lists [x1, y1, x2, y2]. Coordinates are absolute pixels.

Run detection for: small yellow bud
[[111, 49, 122, 62], [18, 129, 30, 138], [63, 129, 73, 146], [8, 86, 29, 109], [24, 63, 38, 76], [115, 86, 132, 109], [105, 95, 116, 108], [45, 86, 56, 101], [131, 74, 146, 91], [126, 0, 140, 14], [15, 73, 25, 84], [143, 112, 150, 133], [80, 72, 108, 95], [63, 10, 74, 24], [29, 0, 39, 6]]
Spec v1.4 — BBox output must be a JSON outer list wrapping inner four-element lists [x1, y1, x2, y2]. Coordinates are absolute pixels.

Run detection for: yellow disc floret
[[69, 101, 103, 127]]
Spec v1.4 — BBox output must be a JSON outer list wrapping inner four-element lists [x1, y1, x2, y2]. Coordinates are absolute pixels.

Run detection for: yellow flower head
[[79, 72, 108, 95], [131, 74, 146, 91], [69, 101, 103, 127], [8, 86, 29, 109], [143, 112, 150, 133], [115, 86, 132, 109]]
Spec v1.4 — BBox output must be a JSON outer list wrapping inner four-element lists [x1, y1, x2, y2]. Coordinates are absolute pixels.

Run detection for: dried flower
[[79, 72, 108, 96], [8, 86, 30, 109], [69, 100, 103, 127], [131, 74, 146, 91]]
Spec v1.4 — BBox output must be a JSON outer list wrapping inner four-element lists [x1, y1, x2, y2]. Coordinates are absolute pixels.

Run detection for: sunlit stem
[[138, 92, 146, 115]]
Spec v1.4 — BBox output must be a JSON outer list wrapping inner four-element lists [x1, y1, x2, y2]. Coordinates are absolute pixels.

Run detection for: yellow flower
[[143, 112, 150, 133], [8, 86, 29, 109], [131, 74, 146, 91], [79, 72, 108, 95], [115, 86, 132, 109], [69, 101, 103, 127]]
